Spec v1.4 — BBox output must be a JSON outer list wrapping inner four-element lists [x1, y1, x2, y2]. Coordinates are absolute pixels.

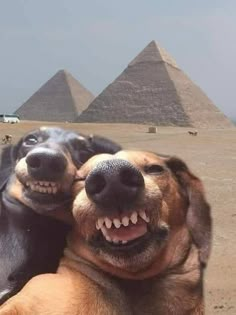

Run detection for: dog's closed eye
[[74, 175, 86, 182], [144, 164, 165, 175]]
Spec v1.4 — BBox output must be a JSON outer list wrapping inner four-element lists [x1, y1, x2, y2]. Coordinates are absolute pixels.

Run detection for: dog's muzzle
[[85, 159, 144, 209], [85, 159, 150, 247], [26, 147, 67, 182]]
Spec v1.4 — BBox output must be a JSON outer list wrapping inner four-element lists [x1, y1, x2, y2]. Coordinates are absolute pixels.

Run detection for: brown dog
[[0, 151, 212, 315]]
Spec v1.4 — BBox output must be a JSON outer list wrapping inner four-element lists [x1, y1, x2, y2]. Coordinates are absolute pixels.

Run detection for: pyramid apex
[[148, 40, 158, 47], [53, 69, 81, 83], [55, 69, 69, 75], [129, 40, 179, 69], [148, 40, 157, 45], [48, 69, 68, 79]]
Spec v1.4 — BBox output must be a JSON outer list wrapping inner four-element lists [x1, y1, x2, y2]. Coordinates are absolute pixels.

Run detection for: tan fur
[[0, 151, 211, 315]]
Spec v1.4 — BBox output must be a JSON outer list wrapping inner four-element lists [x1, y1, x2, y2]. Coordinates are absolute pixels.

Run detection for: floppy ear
[[88, 135, 122, 154], [0, 145, 15, 191], [10, 138, 23, 162], [165, 157, 212, 267], [0, 139, 22, 191]]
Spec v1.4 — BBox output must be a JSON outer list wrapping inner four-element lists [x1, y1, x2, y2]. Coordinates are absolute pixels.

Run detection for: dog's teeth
[[105, 236, 112, 242], [113, 218, 121, 229], [50, 182, 56, 187], [130, 212, 138, 224], [139, 210, 145, 220], [27, 181, 58, 194], [30, 184, 36, 191], [101, 226, 109, 238], [47, 187, 53, 194], [104, 218, 112, 229], [97, 218, 105, 230], [52, 187, 57, 194], [122, 216, 129, 227], [122, 240, 128, 244], [100, 226, 106, 235], [139, 210, 150, 223]]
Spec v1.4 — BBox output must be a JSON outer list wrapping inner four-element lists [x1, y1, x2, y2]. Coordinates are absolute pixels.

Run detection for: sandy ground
[[0, 122, 236, 314]]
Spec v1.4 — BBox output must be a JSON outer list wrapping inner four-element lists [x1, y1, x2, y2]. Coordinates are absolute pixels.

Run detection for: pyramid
[[15, 70, 94, 122], [77, 41, 233, 128]]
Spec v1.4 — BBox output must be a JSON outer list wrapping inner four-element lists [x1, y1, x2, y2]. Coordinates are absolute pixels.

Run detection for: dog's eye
[[74, 174, 86, 182], [23, 135, 38, 146], [74, 177, 86, 182], [144, 164, 165, 174]]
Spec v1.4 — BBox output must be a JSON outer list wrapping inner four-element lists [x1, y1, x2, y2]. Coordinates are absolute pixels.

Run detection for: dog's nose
[[85, 159, 144, 208], [26, 147, 67, 181]]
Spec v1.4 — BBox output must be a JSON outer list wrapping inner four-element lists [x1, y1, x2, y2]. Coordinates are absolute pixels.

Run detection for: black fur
[[88, 135, 121, 155], [0, 127, 121, 304]]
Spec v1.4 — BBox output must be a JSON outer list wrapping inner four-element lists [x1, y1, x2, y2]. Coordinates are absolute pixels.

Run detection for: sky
[[0, 0, 236, 120]]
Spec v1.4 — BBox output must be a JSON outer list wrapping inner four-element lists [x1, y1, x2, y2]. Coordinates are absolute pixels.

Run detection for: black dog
[[0, 126, 121, 304]]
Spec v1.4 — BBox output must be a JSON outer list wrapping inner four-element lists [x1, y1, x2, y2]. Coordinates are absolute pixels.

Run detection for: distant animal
[[1, 135, 12, 144], [188, 130, 198, 136], [0, 150, 212, 315], [0, 126, 121, 305]]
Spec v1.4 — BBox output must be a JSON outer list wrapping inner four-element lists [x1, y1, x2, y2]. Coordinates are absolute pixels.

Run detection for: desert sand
[[0, 122, 235, 314]]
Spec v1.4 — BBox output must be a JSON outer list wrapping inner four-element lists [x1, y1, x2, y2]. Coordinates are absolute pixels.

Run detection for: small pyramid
[[77, 41, 233, 128], [15, 70, 94, 122]]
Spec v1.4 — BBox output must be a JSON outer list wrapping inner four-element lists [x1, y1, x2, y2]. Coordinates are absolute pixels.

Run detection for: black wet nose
[[26, 148, 67, 181], [85, 159, 144, 208]]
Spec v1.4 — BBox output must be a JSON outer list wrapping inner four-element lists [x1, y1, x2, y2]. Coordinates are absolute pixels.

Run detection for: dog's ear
[[0, 145, 15, 191], [165, 157, 212, 266], [0, 139, 22, 191], [10, 138, 23, 162], [88, 135, 122, 154]]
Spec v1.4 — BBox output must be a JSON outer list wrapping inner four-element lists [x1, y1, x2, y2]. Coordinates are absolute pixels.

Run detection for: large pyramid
[[77, 41, 233, 128], [15, 70, 94, 122]]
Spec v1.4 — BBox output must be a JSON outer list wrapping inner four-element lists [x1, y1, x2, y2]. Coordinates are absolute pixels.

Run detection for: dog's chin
[[88, 227, 169, 272], [22, 191, 71, 214], [20, 181, 72, 214]]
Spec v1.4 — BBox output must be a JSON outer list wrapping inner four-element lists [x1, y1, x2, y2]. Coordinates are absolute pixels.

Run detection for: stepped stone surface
[[77, 41, 233, 128], [15, 70, 94, 122]]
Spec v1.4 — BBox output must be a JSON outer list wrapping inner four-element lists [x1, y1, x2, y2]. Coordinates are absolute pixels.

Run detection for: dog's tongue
[[104, 221, 147, 242]]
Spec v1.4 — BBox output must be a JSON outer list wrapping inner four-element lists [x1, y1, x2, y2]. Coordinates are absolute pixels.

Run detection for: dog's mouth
[[24, 180, 60, 195], [18, 176, 73, 210], [95, 210, 150, 248]]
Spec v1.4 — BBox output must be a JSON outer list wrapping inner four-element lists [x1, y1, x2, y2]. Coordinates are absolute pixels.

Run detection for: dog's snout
[[26, 148, 67, 181], [85, 159, 144, 208]]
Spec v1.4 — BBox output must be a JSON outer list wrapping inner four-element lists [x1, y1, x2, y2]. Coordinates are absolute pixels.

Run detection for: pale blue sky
[[1, 0, 236, 119]]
